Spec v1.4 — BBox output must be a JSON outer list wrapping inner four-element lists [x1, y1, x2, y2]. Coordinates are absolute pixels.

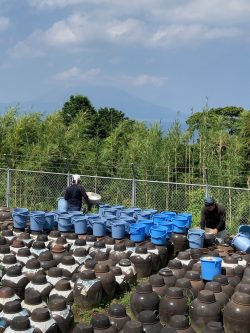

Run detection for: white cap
[[72, 174, 81, 182]]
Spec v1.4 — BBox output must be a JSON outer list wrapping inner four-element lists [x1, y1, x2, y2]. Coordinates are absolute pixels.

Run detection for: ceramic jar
[[73, 323, 94, 333], [21, 289, 46, 314], [30, 308, 57, 333], [50, 279, 74, 304], [176, 251, 194, 271], [2, 254, 22, 271], [47, 267, 65, 286], [109, 244, 130, 265], [0, 300, 29, 325], [170, 233, 188, 256], [0, 287, 20, 311], [94, 264, 116, 300], [49, 296, 74, 333], [158, 268, 177, 287], [149, 274, 168, 297], [138, 310, 163, 333], [145, 243, 161, 273], [201, 321, 225, 333], [58, 255, 79, 278], [130, 283, 160, 318], [111, 266, 127, 294], [108, 304, 130, 332], [205, 282, 229, 308], [26, 273, 52, 301], [30, 241, 47, 257], [91, 313, 116, 333], [190, 290, 222, 332], [168, 260, 186, 279], [18, 233, 34, 247], [73, 248, 88, 266], [2, 265, 29, 298], [51, 244, 68, 264], [185, 270, 205, 295], [16, 248, 34, 265], [159, 287, 188, 324], [168, 315, 195, 333], [0, 244, 10, 261], [213, 275, 234, 297], [4, 316, 31, 333], [223, 292, 250, 333], [119, 320, 143, 333], [39, 251, 57, 271], [155, 245, 169, 267], [73, 270, 102, 309], [117, 259, 137, 284], [94, 251, 115, 267], [130, 247, 152, 278], [175, 278, 195, 299]]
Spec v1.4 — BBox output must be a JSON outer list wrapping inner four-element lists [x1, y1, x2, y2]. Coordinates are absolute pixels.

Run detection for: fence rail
[[0, 168, 249, 233]]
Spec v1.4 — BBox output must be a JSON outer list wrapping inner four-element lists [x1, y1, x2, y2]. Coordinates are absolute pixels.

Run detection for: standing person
[[200, 197, 226, 241], [64, 174, 91, 212]]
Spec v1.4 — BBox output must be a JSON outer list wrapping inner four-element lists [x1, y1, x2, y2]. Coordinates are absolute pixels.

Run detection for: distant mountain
[[0, 85, 186, 129]]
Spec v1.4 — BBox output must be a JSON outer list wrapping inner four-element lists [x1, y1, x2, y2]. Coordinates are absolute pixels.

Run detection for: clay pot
[[109, 244, 130, 265], [110, 266, 127, 294], [39, 251, 57, 271], [91, 313, 116, 333], [80, 258, 97, 272], [2, 265, 29, 298], [190, 290, 222, 332], [26, 273, 52, 301], [85, 235, 97, 245], [31, 307, 57, 333], [0, 207, 11, 221], [108, 303, 130, 332], [168, 260, 186, 279], [65, 233, 78, 245], [73, 270, 102, 309], [192, 262, 201, 273], [21, 289, 46, 314], [235, 283, 250, 295], [48, 230, 61, 241], [103, 237, 116, 251], [51, 244, 68, 264], [58, 255, 79, 278], [201, 321, 225, 333], [94, 251, 115, 267], [0, 244, 10, 261], [155, 245, 169, 267], [118, 259, 137, 284], [130, 247, 152, 278], [159, 287, 188, 324], [213, 275, 234, 297], [170, 233, 188, 257], [30, 241, 48, 257], [50, 279, 74, 304], [169, 315, 195, 333], [120, 320, 143, 333], [145, 243, 161, 273], [149, 274, 168, 297], [94, 264, 116, 300], [1, 300, 29, 325], [0, 287, 20, 311], [2, 254, 22, 270], [49, 296, 74, 333], [18, 232, 34, 247], [138, 310, 163, 333], [22, 258, 44, 281], [205, 282, 229, 308], [130, 283, 160, 318], [185, 270, 205, 295], [223, 292, 250, 333], [73, 248, 88, 265], [2, 230, 15, 243], [47, 267, 65, 286], [10, 239, 27, 254], [175, 278, 195, 299], [158, 268, 177, 287], [71, 238, 89, 253], [5, 315, 31, 332], [16, 248, 34, 265], [89, 241, 108, 257], [176, 251, 194, 270]]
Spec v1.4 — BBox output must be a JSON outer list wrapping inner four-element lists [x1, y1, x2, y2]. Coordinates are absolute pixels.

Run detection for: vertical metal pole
[[205, 167, 209, 198], [65, 158, 70, 187], [131, 163, 136, 207], [4, 155, 11, 208]]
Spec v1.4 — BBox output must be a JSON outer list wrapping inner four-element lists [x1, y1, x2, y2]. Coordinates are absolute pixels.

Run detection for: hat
[[204, 197, 215, 206], [72, 174, 81, 182]]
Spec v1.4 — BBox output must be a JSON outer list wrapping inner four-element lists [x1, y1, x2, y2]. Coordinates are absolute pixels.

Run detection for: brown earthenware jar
[[138, 310, 163, 333], [175, 278, 195, 299], [91, 313, 116, 333], [0, 287, 20, 311], [94, 251, 115, 267], [201, 321, 225, 333], [212, 275, 234, 297], [168, 260, 186, 279], [58, 255, 79, 278], [170, 233, 188, 257], [49, 296, 74, 333], [26, 273, 52, 301], [205, 282, 229, 308], [169, 315, 195, 333], [50, 279, 74, 304], [158, 267, 177, 287], [2, 265, 29, 298], [155, 244, 169, 267], [130, 247, 152, 278], [149, 274, 168, 297], [108, 303, 131, 332], [118, 259, 137, 284], [176, 251, 195, 271], [185, 270, 205, 295], [31, 308, 57, 333], [94, 264, 116, 300], [145, 243, 161, 273], [109, 244, 130, 265], [47, 267, 65, 286]]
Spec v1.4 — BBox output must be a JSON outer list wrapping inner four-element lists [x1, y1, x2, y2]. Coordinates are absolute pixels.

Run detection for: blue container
[[103, 208, 118, 218], [111, 221, 126, 239], [143, 209, 158, 218], [160, 211, 177, 219], [58, 213, 72, 232], [150, 226, 172, 245], [153, 214, 168, 223], [30, 211, 46, 232], [12, 208, 29, 229], [129, 224, 145, 242], [121, 208, 136, 217], [201, 256, 222, 281], [44, 212, 56, 230], [137, 220, 154, 237], [73, 216, 88, 235], [93, 219, 106, 237], [136, 212, 152, 220], [178, 213, 192, 228], [171, 217, 188, 233], [57, 197, 68, 212], [154, 221, 173, 232], [232, 225, 250, 253], [188, 228, 205, 249], [98, 204, 111, 216]]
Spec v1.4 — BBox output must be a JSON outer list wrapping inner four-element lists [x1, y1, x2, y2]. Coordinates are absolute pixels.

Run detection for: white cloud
[[125, 74, 168, 87], [53, 67, 101, 81], [0, 17, 10, 32]]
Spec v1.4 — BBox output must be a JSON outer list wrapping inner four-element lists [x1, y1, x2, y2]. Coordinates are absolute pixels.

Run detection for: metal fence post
[[131, 163, 136, 206], [4, 155, 11, 208], [205, 167, 209, 197]]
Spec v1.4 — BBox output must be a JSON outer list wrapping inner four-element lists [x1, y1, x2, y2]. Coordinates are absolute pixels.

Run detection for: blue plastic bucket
[[57, 197, 68, 212], [44, 212, 56, 230], [143, 209, 158, 219], [154, 221, 173, 232], [129, 224, 145, 242], [172, 217, 188, 233], [201, 256, 222, 281], [188, 228, 205, 249], [72, 216, 88, 235], [58, 213, 72, 232], [30, 211, 46, 232], [93, 219, 106, 237], [178, 213, 192, 228], [137, 220, 154, 237], [150, 226, 172, 245], [121, 208, 136, 217], [160, 211, 177, 220], [103, 208, 118, 218], [111, 221, 126, 239], [136, 212, 152, 220], [12, 208, 29, 229], [98, 204, 111, 216], [153, 214, 168, 223]]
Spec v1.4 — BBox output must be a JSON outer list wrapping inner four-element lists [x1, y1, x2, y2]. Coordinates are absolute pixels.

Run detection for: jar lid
[[205, 282, 222, 293], [61, 255, 76, 266], [135, 246, 147, 254], [123, 321, 142, 333], [0, 245, 10, 254], [6, 265, 21, 277], [19, 232, 31, 240], [2, 230, 13, 237], [111, 266, 123, 276], [108, 304, 127, 318], [94, 264, 109, 274], [119, 259, 131, 267], [49, 296, 67, 311], [198, 290, 216, 303], [149, 274, 165, 287], [138, 310, 158, 324], [3, 300, 22, 314], [31, 308, 51, 322], [17, 248, 31, 257], [26, 258, 41, 269], [185, 271, 200, 281], [86, 235, 97, 242], [233, 292, 250, 305], [71, 272, 81, 283], [213, 274, 228, 286], [74, 239, 86, 246], [94, 251, 109, 261], [49, 230, 61, 238], [104, 237, 115, 245], [177, 252, 190, 260], [85, 259, 96, 269], [12, 239, 24, 248], [73, 323, 94, 333], [74, 248, 87, 257], [166, 287, 184, 299], [146, 242, 156, 250], [55, 279, 71, 291], [159, 267, 174, 277], [56, 237, 67, 245], [3, 254, 17, 265], [92, 314, 110, 329], [24, 289, 42, 305], [80, 270, 96, 280], [10, 316, 31, 330], [32, 241, 45, 250], [66, 233, 78, 240], [114, 244, 126, 251], [0, 287, 14, 298], [0, 236, 7, 245], [52, 244, 65, 253], [136, 283, 153, 293], [48, 267, 63, 278], [93, 241, 106, 249], [32, 273, 47, 285], [168, 259, 182, 270], [37, 234, 48, 242], [169, 315, 189, 330], [39, 251, 53, 261], [125, 240, 135, 247], [175, 278, 192, 289]]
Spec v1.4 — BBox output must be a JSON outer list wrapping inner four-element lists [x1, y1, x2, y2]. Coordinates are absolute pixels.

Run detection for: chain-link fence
[[0, 168, 249, 233]]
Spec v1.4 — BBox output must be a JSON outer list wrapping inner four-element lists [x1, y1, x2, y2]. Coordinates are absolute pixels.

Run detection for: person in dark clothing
[[64, 174, 91, 212], [200, 196, 226, 240]]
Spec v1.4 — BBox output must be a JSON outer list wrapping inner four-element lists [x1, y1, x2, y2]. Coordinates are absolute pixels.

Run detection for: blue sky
[[0, 0, 250, 123]]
